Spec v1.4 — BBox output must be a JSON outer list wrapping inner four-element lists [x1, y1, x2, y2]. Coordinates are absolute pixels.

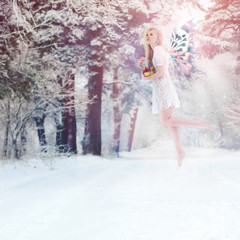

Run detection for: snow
[[1, 142, 240, 240], [90, 39, 103, 47]]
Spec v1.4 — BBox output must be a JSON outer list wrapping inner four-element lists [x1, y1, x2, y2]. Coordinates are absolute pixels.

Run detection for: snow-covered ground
[[1, 141, 240, 240]]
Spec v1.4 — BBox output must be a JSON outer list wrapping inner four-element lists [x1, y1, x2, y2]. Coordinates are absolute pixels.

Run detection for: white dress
[[151, 45, 180, 114]]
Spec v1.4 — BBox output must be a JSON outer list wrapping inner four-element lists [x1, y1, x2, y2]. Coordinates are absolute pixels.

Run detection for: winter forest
[[1, 1, 240, 240], [0, 0, 239, 159]]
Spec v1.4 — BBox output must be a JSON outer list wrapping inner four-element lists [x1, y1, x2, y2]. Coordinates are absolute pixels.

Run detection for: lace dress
[[151, 45, 180, 114]]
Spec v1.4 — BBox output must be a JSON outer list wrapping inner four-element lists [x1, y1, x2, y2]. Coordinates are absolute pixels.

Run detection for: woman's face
[[146, 30, 158, 46]]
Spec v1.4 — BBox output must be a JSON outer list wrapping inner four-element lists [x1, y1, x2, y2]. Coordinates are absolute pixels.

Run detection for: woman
[[137, 27, 212, 169]]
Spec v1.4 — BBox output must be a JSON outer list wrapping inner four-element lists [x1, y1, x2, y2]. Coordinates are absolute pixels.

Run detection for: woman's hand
[[137, 56, 146, 69], [141, 71, 147, 81]]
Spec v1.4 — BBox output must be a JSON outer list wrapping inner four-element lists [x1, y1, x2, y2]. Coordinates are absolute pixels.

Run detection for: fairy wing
[[169, 19, 200, 82]]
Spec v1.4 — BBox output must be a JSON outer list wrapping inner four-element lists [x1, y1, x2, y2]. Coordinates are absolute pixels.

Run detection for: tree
[[198, 0, 240, 59], [77, 0, 128, 155], [11, 0, 89, 154], [0, 1, 39, 158], [195, 0, 240, 148]]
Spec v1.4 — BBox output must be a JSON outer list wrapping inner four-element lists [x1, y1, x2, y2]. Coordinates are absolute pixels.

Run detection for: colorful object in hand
[[142, 61, 155, 77]]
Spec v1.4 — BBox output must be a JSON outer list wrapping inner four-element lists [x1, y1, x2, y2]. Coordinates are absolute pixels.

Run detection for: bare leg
[[159, 106, 212, 169], [160, 107, 186, 169], [160, 107, 212, 131], [168, 126, 185, 169]]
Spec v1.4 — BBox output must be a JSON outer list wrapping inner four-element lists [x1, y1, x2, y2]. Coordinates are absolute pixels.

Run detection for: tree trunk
[[60, 71, 77, 154], [127, 108, 138, 152], [82, 63, 103, 155], [54, 111, 66, 153], [112, 69, 123, 155], [55, 76, 68, 153], [33, 100, 48, 152], [3, 99, 10, 157], [20, 127, 27, 156], [66, 71, 77, 153], [34, 116, 47, 147], [12, 139, 20, 159]]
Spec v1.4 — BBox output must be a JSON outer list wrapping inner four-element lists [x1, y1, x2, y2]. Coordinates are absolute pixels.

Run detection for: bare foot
[[177, 150, 185, 170], [197, 120, 213, 131]]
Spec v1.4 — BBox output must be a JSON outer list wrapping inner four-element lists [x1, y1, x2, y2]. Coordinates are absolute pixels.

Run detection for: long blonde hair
[[143, 27, 164, 64]]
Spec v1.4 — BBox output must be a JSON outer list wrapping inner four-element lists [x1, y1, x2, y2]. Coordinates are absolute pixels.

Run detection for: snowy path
[[1, 147, 240, 240]]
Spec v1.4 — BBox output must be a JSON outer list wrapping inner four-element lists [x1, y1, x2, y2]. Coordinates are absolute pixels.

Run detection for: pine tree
[[198, 0, 240, 59], [11, 0, 89, 154]]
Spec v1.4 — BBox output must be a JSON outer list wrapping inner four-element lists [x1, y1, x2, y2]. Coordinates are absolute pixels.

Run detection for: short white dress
[[151, 45, 180, 114]]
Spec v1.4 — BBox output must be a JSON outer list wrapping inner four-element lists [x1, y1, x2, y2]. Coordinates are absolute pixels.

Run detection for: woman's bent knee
[[160, 116, 171, 127], [160, 118, 168, 127], [160, 109, 172, 127]]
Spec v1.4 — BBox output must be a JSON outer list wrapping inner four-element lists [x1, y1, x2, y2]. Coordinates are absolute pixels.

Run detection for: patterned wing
[[169, 19, 200, 82]]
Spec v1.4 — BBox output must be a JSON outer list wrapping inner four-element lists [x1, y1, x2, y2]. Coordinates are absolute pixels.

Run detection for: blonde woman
[[137, 27, 212, 169]]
